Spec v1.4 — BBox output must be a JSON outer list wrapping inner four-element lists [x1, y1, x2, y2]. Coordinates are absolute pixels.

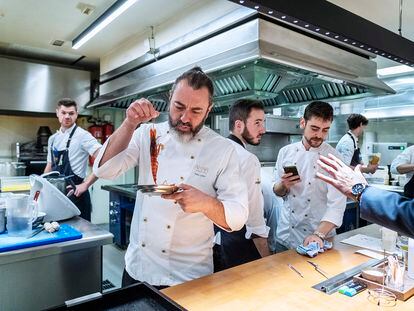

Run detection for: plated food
[[135, 184, 179, 196]]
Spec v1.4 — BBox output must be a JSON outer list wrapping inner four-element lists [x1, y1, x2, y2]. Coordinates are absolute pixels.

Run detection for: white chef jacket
[[274, 141, 347, 249], [336, 131, 358, 166], [391, 145, 414, 180], [228, 139, 269, 239], [47, 124, 101, 178], [93, 121, 248, 286]]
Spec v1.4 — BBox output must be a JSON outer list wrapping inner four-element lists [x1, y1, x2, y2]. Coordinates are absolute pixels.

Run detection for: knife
[[307, 260, 329, 279]]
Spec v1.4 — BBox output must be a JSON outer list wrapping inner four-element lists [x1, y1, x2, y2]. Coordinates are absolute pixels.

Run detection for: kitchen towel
[[296, 240, 333, 257]]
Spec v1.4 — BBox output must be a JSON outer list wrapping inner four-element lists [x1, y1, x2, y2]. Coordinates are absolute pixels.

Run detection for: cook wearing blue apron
[[51, 125, 92, 221], [348, 132, 362, 167]]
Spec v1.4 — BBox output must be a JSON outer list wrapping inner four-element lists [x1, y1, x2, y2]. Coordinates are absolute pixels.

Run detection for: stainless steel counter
[[101, 183, 137, 199], [0, 217, 113, 311]]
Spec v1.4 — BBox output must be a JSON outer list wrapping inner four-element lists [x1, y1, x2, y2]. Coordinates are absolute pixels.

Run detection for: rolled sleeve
[[391, 148, 413, 174], [93, 130, 140, 180], [214, 147, 249, 232], [82, 132, 102, 156]]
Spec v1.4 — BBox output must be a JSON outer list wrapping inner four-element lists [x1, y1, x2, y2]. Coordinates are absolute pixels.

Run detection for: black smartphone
[[283, 165, 299, 176]]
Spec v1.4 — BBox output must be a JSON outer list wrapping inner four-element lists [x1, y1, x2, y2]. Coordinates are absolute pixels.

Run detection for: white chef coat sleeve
[[336, 138, 353, 166], [82, 131, 102, 156], [93, 128, 141, 180], [244, 155, 269, 239], [391, 147, 413, 174], [214, 146, 249, 232]]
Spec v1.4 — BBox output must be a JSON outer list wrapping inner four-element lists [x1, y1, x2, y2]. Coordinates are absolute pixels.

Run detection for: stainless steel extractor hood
[[88, 17, 395, 112]]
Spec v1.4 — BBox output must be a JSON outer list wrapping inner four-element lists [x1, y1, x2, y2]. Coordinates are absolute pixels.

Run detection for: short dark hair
[[229, 99, 264, 131], [303, 101, 333, 122], [347, 113, 368, 130], [170, 66, 214, 106], [57, 98, 77, 110]]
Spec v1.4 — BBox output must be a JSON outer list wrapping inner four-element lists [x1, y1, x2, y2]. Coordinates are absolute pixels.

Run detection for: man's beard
[[304, 136, 323, 148], [242, 127, 261, 146], [168, 114, 206, 143]]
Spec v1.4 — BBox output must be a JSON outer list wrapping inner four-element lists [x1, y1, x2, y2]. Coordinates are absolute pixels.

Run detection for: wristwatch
[[351, 183, 368, 202], [313, 231, 326, 240]]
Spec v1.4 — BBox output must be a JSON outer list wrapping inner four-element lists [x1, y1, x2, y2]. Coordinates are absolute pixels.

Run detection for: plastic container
[[0, 207, 5, 234], [408, 238, 414, 279], [381, 227, 398, 252]]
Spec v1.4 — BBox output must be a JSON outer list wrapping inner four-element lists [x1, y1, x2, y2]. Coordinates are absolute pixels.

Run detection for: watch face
[[352, 183, 365, 196]]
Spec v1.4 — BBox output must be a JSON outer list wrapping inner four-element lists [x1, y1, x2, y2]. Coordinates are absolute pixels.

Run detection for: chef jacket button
[[307, 199, 311, 202], [291, 226, 294, 229], [304, 214, 308, 217], [141, 242, 146, 247], [198, 138, 201, 142], [143, 217, 148, 222], [190, 155, 195, 159], [303, 228, 307, 232], [162, 249, 166, 253], [308, 182, 311, 185], [167, 225, 171, 229], [314, 166, 316, 169], [291, 210, 295, 213], [180, 176, 184, 180], [167, 130, 170, 134], [293, 194, 296, 198]]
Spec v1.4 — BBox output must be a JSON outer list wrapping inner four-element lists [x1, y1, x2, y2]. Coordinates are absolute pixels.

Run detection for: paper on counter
[[355, 249, 385, 260], [340, 234, 402, 257]]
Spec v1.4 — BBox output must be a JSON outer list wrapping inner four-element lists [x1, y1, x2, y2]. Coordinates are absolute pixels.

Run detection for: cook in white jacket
[[273, 101, 346, 250], [94, 67, 248, 288], [214, 99, 269, 271]]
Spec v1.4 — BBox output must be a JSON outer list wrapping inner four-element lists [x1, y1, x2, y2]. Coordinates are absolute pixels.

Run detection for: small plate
[[135, 184, 179, 196]]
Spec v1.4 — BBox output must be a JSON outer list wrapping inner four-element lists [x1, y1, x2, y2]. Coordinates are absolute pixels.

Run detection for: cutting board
[[0, 224, 82, 253]]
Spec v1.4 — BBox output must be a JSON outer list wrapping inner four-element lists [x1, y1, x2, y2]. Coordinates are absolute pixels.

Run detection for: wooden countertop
[[162, 225, 413, 310]]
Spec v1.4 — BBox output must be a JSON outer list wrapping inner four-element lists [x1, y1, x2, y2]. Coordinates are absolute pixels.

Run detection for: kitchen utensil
[[32, 211, 46, 229], [288, 263, 304, 278], [307, 260, 329, 279], [135, 184, 179, 196], [27, 225, 45, 239], [6, 194, 38, 237]]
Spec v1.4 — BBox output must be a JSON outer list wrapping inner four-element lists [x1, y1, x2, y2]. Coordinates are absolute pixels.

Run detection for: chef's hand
[[125, 98, 160, 128], [162, 184, 214, 214], [73, 182, 89, 197], [281, 172, 301, 190], [303, 234, 324, 248], [316, 153, 367, 199]]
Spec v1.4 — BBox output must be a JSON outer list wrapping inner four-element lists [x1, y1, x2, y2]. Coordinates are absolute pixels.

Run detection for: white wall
[[100, 0, 241, 74]]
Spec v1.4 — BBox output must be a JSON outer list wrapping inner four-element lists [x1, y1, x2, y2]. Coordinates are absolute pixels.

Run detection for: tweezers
[[307, 260, 329, 279]]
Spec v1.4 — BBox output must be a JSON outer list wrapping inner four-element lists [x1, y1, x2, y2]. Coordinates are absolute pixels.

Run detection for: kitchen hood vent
[[88, 18, 394, 111]]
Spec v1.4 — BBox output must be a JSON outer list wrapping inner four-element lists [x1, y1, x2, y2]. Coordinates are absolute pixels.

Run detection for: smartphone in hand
[[283, 165, 299, 177]]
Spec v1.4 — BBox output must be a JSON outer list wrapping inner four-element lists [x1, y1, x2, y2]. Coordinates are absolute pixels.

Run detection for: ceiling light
[[72, 0, 138, 49], [377, 65, 414, 77]]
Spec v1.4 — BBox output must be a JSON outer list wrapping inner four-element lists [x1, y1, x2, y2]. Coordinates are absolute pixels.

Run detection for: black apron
[[404, 175, 414, 198], [348, 132, 362, 167], [213, 134, 262, 272], [51, 125, 92, 221]]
